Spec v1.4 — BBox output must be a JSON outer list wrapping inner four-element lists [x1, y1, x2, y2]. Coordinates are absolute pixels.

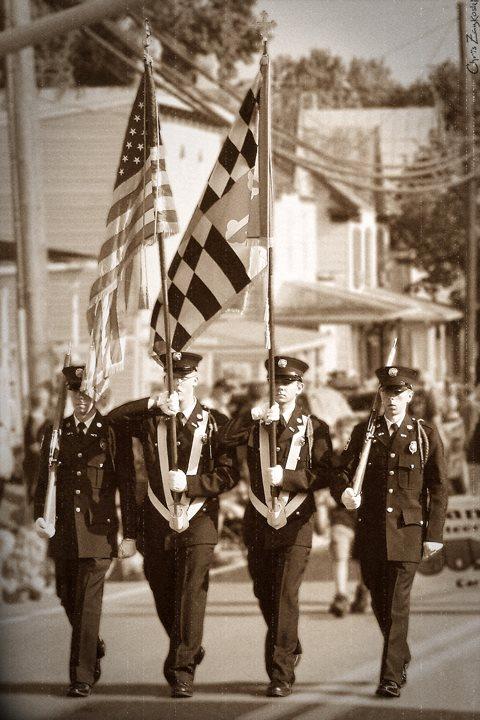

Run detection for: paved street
[[1, 546, 479, 720]]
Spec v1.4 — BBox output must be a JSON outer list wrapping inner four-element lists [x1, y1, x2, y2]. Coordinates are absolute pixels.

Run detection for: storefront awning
[[275, 281, 462, 326], [191, 315, 324, 354]]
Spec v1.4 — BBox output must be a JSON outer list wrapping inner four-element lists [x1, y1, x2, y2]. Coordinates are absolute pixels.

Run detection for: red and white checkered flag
[[83, 62, 178, 399], [150, 72, 266, 360]]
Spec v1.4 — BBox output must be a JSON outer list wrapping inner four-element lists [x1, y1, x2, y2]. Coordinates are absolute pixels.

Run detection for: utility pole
[[5, 0, 49, 393], [458, 0, 478, 386]]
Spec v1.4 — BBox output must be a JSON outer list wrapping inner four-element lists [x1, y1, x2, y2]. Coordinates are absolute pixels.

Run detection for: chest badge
[[408, 440, 417, 454]]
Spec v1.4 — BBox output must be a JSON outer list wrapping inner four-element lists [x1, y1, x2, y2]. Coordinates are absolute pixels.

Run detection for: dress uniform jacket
[[34, 411, 137, 558], [332, 413, 448, 563], [220, 404, 333, 548], [112, 397, 238, 546]]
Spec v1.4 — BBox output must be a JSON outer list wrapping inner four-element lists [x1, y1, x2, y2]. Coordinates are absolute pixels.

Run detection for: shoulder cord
[[416, 419, 429, 470], [306, 416, 314, 469]]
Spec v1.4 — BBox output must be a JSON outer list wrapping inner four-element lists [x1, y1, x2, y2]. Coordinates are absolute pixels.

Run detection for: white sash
[[149, 410, 208, 532], [252, 416, 308, 526]]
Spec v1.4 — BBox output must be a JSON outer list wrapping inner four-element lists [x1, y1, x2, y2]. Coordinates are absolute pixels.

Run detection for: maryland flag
[[150, 72, 267, 359]]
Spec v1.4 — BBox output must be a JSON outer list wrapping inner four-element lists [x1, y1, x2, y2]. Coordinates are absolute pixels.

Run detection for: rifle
[[41, 348, 72, 537], [352, 338, 398, 496]]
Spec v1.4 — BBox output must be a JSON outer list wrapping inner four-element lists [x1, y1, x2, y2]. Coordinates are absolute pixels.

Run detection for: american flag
[[150, 72, 267, 359], [83, 61, 178, 399]]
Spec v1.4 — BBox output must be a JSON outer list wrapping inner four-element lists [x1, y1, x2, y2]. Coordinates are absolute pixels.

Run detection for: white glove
[[268, 465, 283, 487], [169, 469, 187, 493], [35, 517, 55, 539], [341, 487, 361, 510], [251, 402, 280, 424], [423, 541, 443, 560], [118, 538, 137, 559], [156, 391, 180, 416]]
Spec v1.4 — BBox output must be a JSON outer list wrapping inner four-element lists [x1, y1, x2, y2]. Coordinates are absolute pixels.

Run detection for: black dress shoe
[[400, 662, 409, 687], [266, 681, 292, 697], [194, 646, 205, 666], [66, 682, 91, 698], [171, 680, 193, 698], [376, 680, 401, 698]]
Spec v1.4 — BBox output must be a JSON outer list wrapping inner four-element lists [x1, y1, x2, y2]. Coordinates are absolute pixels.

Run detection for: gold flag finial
[[256, 10, 276, 46]]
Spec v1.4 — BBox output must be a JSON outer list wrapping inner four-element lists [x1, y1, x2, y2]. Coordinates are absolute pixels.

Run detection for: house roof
[[276, 281, 462, 326], [297, 105, 439, 213], [0, 85, 227, 128]]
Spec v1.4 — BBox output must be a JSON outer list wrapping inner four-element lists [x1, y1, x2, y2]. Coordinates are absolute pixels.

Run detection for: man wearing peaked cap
[[34, 364, 137, 698], [108, 350, 239, 698], [332, 363, 448, 699], [219, 355, 333, 697]]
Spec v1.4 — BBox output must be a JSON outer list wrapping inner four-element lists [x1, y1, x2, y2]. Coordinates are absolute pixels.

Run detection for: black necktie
[[390, 422, 398, 437], [77, 421, 86, 436], [179, 413, 187, 426]]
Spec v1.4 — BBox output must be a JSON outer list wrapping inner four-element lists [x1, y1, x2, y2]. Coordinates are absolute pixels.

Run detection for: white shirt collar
[[73, 414, 95, 431], [180, 398, 198, 422], [384, 414, 405, 434]]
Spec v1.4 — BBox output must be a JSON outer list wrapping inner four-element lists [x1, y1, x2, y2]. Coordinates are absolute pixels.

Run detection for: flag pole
[[257, 13, 278, 499], [144, 22, 182, 519]]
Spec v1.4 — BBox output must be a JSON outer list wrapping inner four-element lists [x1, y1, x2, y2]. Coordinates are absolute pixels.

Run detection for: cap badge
[[278, 358, 287, 368], [388, 367, 398, 377], [172, 351, 182, 361], [75, 368, 83, 378]]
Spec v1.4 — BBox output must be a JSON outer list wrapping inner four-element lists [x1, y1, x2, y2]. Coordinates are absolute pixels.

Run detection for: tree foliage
[[389, 186, 466, 292], [1, 0, 259, 88]]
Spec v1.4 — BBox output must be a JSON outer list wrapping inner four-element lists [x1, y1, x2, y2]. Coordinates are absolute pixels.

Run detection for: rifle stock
[[42, 350, 71, 535], [351, 338, 398, 496]]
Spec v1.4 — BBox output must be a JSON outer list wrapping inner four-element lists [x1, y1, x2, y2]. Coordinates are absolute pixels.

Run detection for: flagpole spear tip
[[143, 17, 152, 64], [256, 10, 276, 54]]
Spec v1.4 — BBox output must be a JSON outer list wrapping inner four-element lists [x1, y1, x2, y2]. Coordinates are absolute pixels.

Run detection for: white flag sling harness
[[249, 415, 309, 529], [147, 409, 209, 532]]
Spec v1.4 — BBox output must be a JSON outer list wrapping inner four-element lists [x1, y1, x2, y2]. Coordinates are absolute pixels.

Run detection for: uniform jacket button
[[388, 488, 393, 493], [276, 446, 281, 452], [390, 452, 395, 458], [387, 507, 393, 512], [75, 507, 81, 513], [77, 452, 82, 458], [76, 470, 82, 476], [177, 441, 181, 446], [410, 464, 415, 469], [106, 518, 111, 523], [75, 489, 80, 495], [389, 470, 394, 475]]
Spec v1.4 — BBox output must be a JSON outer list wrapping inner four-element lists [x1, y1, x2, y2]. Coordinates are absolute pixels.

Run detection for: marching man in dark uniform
[[220, 356, 333, 697], [34, 365, 137, 698], [110, 352, 238, 698], [333, 365, 448, 698]]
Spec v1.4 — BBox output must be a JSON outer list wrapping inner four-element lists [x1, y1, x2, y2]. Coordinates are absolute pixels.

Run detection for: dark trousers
[[247, 544, 310, 684], [143, 540, 215, 685], [54, 556, 111, 685], [360, 555, 417, 684]]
